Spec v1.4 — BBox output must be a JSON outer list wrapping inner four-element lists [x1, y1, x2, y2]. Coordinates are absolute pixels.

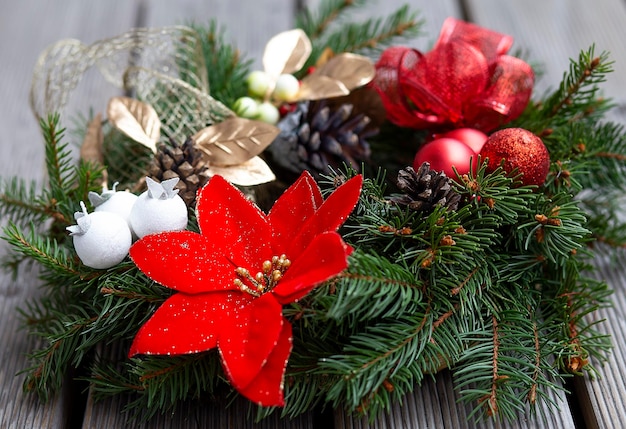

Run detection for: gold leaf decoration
[[263, 29, 312, 77], [298, 75, 350, 101], [314, 53, 376, 90], [107, 96, 160, 153], [207, 157, 275, 186], [193, 117, 279, 166], [80, 113, 104, 165]]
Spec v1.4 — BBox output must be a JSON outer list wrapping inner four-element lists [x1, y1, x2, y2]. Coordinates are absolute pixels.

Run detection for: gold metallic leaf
[[314, 53, 376, 90], [80, 113, 104, 165], [207, 156, 275, 186], [193, 117, 279, 166], [298, 75, 350, 101], [107, 96, 160, 153], [263, 29, 312, 77]]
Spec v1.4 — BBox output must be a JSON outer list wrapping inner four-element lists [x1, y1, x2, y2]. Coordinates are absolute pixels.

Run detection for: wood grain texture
[[0, 2, 139, 428], [138, 0, 298, 70]]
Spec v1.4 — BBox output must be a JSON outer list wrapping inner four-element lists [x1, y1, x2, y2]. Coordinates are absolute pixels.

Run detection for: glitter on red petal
[[288, 174, 362, 257], [272, 231, 351, 304], [268, 171, 323, 251], [196, 175, 272, 267], [130, 231, 237, 294], [220, 293, 284, 390], [238, 319, 293, 407], [128, 291, 239, 357]]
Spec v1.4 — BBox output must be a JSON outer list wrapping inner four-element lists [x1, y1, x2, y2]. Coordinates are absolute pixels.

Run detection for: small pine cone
[[147, 137, 211, 208], [267, 100, 376, 178], [391, 163, 461, 213]]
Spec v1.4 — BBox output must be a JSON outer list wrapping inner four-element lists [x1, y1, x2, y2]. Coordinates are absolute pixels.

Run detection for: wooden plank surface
[[2, 0, 626, 428], [0, 2, 139, 428]]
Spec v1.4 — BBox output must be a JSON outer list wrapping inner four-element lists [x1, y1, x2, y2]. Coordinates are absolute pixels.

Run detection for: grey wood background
[[1, 0, 626, 428]]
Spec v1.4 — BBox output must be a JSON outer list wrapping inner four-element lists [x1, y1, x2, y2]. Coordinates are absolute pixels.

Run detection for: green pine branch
[[296, 0, 365, 40], [296, 1, 421, 75], [188, 21, 253, 108], [513, 46, 614, 134]]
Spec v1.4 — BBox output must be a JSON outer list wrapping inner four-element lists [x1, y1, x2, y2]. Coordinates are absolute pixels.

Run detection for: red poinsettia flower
[[372, 17, 534, 132], [128, 171, 362, 406]]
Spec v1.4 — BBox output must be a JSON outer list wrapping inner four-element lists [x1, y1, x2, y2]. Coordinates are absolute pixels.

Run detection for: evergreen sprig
[[188, 21, 253, 108], [296, 1, 421, 74]]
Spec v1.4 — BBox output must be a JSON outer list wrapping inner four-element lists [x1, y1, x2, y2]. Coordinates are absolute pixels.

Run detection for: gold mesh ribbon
[[29, 26, 235, 143]]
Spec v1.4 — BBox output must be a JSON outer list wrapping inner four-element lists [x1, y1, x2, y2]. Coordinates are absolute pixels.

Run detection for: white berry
[[129, 177, 188, 239], [233, 96, 260, 119], [89, 183, 138, 235], [67, 202, 132, 269], [272, 74, 300, 102], [256, 102, 280, 124], [246, 70, 273, 98]]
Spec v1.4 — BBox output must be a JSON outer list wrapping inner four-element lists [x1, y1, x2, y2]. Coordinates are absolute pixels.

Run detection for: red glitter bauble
[[479, 128, 550, 186], [413, 138, 477, 178]]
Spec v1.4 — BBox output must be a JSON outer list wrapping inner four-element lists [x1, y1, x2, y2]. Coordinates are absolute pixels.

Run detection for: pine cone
[[391, 163, 461, 213], [147, 137, 210, 208], [267, 100, 376, 179]]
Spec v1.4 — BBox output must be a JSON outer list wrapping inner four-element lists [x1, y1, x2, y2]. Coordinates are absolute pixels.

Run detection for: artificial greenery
[[1, 0, 625, 425]]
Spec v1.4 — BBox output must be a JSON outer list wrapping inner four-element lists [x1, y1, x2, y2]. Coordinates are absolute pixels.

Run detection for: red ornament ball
[[413, 137, 477, 178], [479, 128, 550, 186], [438, 128, 488, 153]]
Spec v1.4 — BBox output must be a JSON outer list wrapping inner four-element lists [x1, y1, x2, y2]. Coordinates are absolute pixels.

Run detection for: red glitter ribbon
[[372, 17, 534, 132]]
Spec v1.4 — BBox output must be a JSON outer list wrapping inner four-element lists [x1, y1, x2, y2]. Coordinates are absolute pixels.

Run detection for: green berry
[[272, 74, 300, 102], [233, 96, 260, 118], [246, 70, 272, 98], [256, 102, 280, 124]]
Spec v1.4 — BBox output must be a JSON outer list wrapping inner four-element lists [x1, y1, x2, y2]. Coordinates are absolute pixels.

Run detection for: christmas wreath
[[3, 0, 624, 424]]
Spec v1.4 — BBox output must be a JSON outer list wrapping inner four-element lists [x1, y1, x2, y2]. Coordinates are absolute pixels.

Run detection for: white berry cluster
[[66, 177, 188, 269], [233, 71, 300, 124]]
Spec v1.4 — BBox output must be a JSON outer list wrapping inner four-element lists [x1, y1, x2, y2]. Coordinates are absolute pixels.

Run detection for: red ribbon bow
[[372, 17, 534, 132]]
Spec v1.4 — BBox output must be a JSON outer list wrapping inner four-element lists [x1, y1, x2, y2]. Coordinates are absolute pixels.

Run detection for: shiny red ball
[[413, 137, 477, 178], [438, 128, 488, 153], [479, 128, 550, 186]]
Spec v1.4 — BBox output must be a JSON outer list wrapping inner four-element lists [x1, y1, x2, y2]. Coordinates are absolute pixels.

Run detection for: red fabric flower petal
[[273, 231, 350, 304], [219, 293, 284, 390], [268, 171, 323, 254], [288, 174, 362, 257], [238, 319, 293, 406], [130, 231, 237, 294], [129, 291, 242, 356], [196, 175, 272, 268]]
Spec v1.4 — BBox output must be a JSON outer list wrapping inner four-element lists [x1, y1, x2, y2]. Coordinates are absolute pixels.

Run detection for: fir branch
[[324, 251, 423, 323], [545, 49, 611, 119], [518, 46, 614, 133], [320, 309, 432, 412], [309, 5, 421, 60], [188, 21, 253, 108], [2, 222, 82, 279], [0, 178, 50, 229], [296, 0, 362, 40]]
